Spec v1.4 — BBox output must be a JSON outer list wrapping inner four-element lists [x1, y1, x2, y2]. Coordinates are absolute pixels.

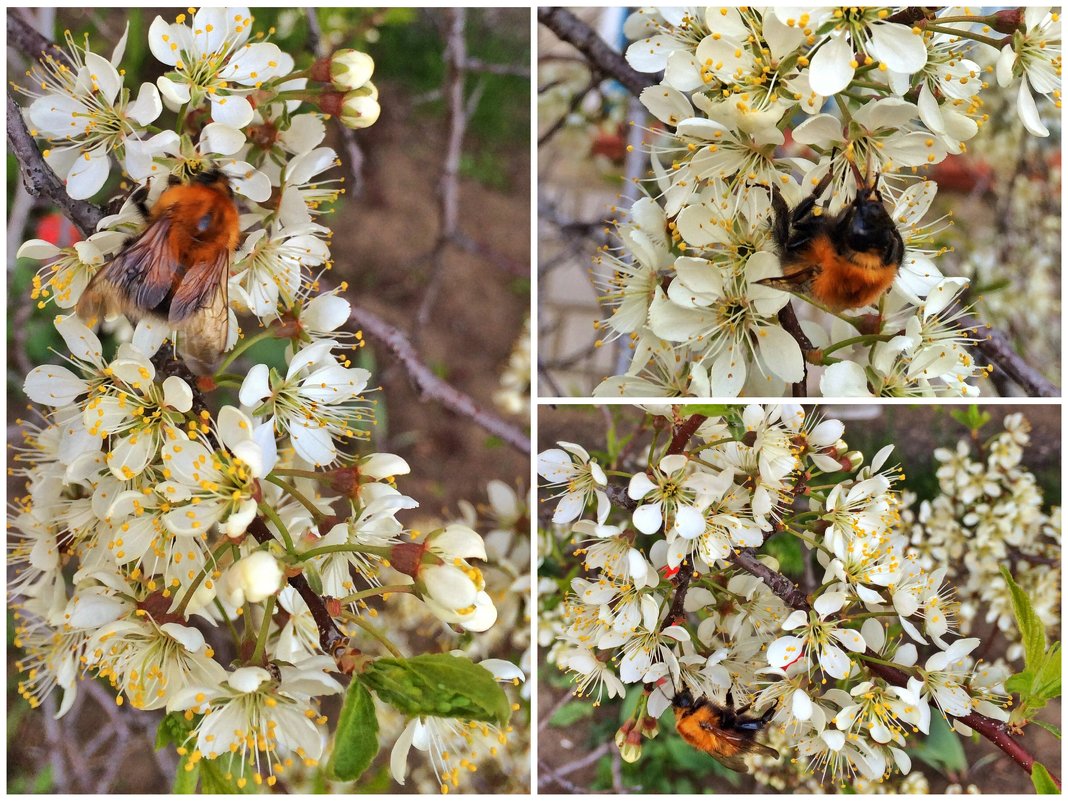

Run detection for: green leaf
[[1032, 719, 1061, 740], [359, 654, 511, 726], [328, 679, 380, 782], [549, 701, 594, 727], [171, 753, 200, 794], [155, 711, 191, 750], [1031, 762, 1059, 794], [1000, 566, 1047, 667], [199, 757, 256, 794], [682, 405, 731, 419], [909, 713, 968, 774]]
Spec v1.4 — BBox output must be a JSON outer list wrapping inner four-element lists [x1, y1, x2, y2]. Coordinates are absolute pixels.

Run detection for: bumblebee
[[672, 690, 779, 772], [78, 170, 238, 374], [758, 166, 904, 311]]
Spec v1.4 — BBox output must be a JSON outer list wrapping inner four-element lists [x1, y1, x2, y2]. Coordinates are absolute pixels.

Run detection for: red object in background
[[591, 123, 627, 164], [35, 213, 82, 247], [929, 156, 995, 193]]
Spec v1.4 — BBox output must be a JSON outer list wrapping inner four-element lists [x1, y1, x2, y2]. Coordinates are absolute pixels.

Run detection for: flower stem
[[258, 502, 296, 554], [338, 584, 413, 605], [296, 542, 393, 561], [215, 328, 277, 376], [265, 474, 323, 521], [251, 595, 276, 665], [349, 614, 403, 658], [272, 467, 327, 481], [924, 23, 1007, 48], [175, 539, 235, 617]]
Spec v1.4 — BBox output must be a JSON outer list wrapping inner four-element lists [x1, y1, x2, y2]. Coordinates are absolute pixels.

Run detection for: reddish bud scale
[[327, 465, 364, 499], [324, 597, 343, 617], [195, 375, 218, 393], [390, 541, 427, 579], [319, 91, 346, 116], [137, 591, 184, 626], [991, 8, 1023, 33], [309, 56, 332, 83], [247, 121, 279, 149]]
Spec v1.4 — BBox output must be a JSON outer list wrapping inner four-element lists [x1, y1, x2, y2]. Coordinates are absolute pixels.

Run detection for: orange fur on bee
[[790, 233, 900, 311], [675, 706, 745, 759]]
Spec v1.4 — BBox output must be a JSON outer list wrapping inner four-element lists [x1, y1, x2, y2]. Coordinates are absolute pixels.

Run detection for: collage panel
[[7, 6, 530, 794], [538, 7, 1060, 399], [536, 403, 1062, 793]]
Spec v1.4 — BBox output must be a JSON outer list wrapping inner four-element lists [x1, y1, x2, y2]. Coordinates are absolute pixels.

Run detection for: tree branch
[[537, 7, 652, 97], [960, 311, 1059, 397], [6, 96, 104, 236], [348, 302, 530, 454]]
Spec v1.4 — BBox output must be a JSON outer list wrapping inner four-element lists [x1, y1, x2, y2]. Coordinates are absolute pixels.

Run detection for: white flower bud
[[331, 49, 375, 90], [341, 84, 381, 129], [228, 551, 284, 604]]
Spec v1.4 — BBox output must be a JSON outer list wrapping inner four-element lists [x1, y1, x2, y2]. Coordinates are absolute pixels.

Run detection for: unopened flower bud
[[329, 49, 375, 90], [227, 550, 284, 604], [340, 84, 381, 130], [224, 498, 258, 539], [843, 450, 864, 471], [615, 722, 643, 763]]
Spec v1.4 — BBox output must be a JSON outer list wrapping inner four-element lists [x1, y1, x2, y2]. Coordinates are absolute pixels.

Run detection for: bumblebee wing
[[709, 752, 753, 773], [77, 214, 181, 323], [757, 264, 818, 294], [171, 248, 230, 372]]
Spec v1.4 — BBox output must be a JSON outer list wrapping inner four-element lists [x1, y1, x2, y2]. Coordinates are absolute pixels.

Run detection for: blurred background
[[537, 404, 1060, 793], [7, 7, 531, 793], [537, 8, 1062, 396]]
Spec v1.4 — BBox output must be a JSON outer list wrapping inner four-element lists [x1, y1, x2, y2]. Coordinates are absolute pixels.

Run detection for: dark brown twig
[[247, 517, 347, 658], [777, 302, 814, 397], [537, 7, 651, 97], [959, 311, 1059, 397], [8, 11, 71, 66]]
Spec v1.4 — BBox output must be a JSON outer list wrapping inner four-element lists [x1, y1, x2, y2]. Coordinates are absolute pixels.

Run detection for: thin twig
[[959, 311, 1059, 397], [538, 74, 598, 147], [349, 302, 530, 454], [777, 302, 814, 397], [463, 57, 530, 78], [247, 517, 348, 659]]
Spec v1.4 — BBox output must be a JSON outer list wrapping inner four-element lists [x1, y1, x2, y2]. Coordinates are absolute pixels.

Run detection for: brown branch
[[728, 548, 810, 609], [537, 7, 652, 98], [6, 96, 105, 236], [348, 302, 530, 454], [777, 302, 815, 397], [666, 412, 706, 454], [861, 657, 1058, 788], [539, 74, 598, 147], [463, 57, 530, 78], [247, 517, 348, 658], [8, 11, 71, 66], [735, 553, 1060, 787], [959, 311, 1059, 397]]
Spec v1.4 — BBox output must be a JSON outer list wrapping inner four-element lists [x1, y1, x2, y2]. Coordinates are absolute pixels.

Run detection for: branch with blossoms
[[538, 405, 1060, 792], [8, 8, 526, 794], [538, 7, 1060, 398]]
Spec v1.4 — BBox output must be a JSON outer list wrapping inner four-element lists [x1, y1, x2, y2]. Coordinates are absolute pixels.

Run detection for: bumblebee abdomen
[[809, 251, 898, 310]]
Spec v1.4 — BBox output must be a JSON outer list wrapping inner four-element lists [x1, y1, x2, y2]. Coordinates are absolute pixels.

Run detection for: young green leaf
[[359, 653, 511, 726], [329, 678, 380, 782], [1030, 762, 1059, 794]]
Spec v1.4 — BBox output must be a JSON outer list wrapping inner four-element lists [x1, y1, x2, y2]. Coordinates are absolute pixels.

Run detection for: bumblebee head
[[842, 191, 896, 256], [672, 689, 695, 710]]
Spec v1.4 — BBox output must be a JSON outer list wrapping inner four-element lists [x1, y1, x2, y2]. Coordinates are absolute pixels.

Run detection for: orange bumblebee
[[673, 690, 779, 772], [758, 166, 904, 311], [77, 169, 239, 374]]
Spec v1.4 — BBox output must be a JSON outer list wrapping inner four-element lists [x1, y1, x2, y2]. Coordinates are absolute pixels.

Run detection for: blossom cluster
[[10, 8, 517, 791], [591, 7, 1060, 397], [906, 413, 1060, 660], [538, 405, 1027, 786]]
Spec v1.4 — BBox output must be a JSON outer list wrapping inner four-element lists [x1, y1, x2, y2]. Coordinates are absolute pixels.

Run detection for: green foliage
[[908, 713, 968, 774], [329, 679, 380, 782], [761, 532, 804, 578], [999, 567, 1062, 726], [549, 700, 595, 727], [949, 404, 991, 434], [683, 404, 733, 419], [359, 653, 511, 726]]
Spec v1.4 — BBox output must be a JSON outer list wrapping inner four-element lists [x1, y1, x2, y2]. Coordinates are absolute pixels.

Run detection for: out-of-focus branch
[[348, 302, 530, 454], [536, 7, 651, 97], [960, 311, 1059, 397], [304, 8, 366, 199], [8, 11, 70, 66], [6, 96, 104, 237], [464, 57, 529, 78], [413, 8, 468, 339]]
